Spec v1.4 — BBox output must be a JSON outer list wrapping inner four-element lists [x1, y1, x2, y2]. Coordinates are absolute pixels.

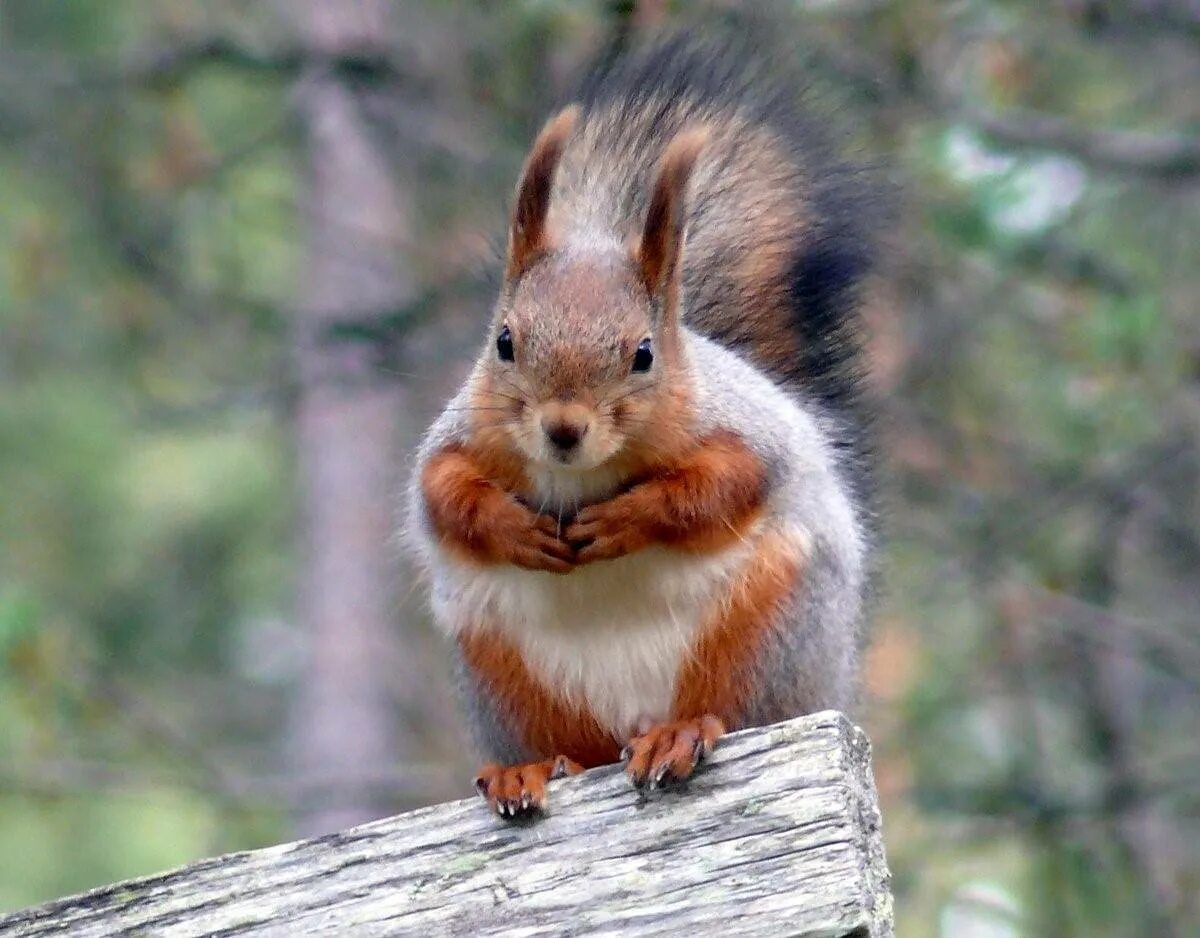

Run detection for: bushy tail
[[570, 29, 882, 524]]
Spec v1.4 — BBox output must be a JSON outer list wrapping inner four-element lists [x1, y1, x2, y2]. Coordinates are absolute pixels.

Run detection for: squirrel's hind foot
[[474, 756, 583, 820], [623, 715, 725, 791]]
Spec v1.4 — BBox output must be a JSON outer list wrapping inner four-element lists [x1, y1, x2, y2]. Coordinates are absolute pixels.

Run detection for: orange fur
[[423, 422, 765, 573], [671, 529, 804, 726], [624, 715, 724, 788], [421, 445, 574, 573], [604, 370, 696, 470], [565, 430, 767, 564], [475, 756, 583, 818], [459, 628, 622, 768]]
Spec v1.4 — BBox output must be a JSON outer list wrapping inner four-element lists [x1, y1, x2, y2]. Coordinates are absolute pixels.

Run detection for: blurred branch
[[118, 37, 406, 90], [1032, 587, 1200, 685], [794, 0, 894, 12], [914, 775, 1194, 824], [0, 37, 412, 100], [0, 760, 456, 809], [95, 678, 252, 811], [1065, 0, 1200, 42], [1004, 232, 1136, 295], [808, 29, 1200, 180], [964, 106, 1200, 180], [970, 440, 1194, 571]]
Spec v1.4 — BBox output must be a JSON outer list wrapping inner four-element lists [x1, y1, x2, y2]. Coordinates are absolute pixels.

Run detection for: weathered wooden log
[[0, 711, 892, 937]]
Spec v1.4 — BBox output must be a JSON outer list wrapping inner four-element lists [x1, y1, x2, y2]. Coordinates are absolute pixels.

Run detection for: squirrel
[[406, 33, 878, 819]]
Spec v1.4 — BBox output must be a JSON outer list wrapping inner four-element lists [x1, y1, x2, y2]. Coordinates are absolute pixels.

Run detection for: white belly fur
[[431, 534, 758, 740]]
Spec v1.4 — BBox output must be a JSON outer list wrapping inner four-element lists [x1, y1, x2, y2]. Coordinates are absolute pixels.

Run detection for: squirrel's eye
[[497, 325, 515, 362], [632, 337, 653, 373]]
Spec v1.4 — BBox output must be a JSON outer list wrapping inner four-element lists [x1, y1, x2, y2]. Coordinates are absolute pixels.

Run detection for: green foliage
[[0, 790, 222, 914]]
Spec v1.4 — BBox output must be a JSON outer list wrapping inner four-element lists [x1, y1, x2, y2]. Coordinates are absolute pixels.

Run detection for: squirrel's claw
[[624, 715, 725, 791], [474, 756, 583, 821]]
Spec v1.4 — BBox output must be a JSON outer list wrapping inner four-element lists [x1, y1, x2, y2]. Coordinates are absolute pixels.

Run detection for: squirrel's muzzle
[[539, 401, 592, 458], [544, 421, 585, 453]]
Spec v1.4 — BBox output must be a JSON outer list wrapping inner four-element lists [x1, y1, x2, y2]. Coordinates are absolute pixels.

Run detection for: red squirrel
[[407, 34, 877, 819]]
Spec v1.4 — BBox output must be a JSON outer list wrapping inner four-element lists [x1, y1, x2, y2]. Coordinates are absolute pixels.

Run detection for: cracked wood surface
[[0, 711, 893, 937]]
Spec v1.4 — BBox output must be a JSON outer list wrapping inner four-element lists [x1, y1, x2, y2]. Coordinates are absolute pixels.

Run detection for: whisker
[[436, 410, 523, 431], [477, 389, 526, 406], [465, 418, 522, 432], [600, 381, 662, 408], [490, 372, 531, 398], [607, 412, 656, 432], [722, 517, 753, 549]]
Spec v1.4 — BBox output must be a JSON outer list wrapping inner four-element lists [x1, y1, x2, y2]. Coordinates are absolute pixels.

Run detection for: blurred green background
[[1, 1, 1197, 934]]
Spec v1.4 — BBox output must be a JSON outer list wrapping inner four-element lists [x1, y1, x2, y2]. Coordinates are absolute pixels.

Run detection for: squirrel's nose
[[542, 418, 587, 453]]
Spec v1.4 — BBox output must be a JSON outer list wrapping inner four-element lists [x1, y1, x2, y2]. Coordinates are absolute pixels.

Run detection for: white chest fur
[[430, 537, 755, 740]]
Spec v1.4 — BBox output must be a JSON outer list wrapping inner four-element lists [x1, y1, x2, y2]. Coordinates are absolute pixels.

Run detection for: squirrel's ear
[[637, 126, 708, 306], [506, 104, 580, 282]]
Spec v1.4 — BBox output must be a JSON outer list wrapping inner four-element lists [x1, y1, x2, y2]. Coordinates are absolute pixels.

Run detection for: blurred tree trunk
[[288, 0, 412, 837]]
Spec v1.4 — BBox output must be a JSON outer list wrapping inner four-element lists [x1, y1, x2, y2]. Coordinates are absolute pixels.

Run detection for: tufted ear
[[506, 104, 580, 282], [636, 126, 708, 309]]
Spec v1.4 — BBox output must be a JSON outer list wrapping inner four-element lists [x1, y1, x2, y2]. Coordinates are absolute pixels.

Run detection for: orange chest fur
[[456, 530, 802, 768]]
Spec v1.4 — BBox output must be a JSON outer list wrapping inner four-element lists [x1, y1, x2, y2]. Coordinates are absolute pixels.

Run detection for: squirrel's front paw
[[474, 755, 583, 820], [488, 505, 575, 574], [623, 715, 725, 791], [508, 511, 577, 574], [565, 496, 652, 564]]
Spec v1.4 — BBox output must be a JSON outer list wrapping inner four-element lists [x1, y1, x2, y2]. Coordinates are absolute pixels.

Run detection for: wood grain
[[0, 711, 892, 937]]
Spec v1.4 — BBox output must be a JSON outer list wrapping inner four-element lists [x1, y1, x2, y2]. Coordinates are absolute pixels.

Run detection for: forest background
[[1, 2, 1198, 935]]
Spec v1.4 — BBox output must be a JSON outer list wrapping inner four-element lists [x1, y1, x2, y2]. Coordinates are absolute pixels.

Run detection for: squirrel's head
[[470, 106, 707, 474]]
